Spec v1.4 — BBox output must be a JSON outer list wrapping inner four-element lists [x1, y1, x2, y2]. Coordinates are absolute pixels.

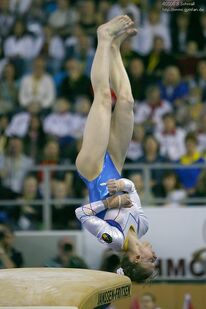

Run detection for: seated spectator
[[100, 249, 120, 273], [0, 38, 8, 78], [126, 124, 145, 163], [40, 25, 65, 74], [140, 292, 161, 309], [107, 0, 140, 28], [190, 170, 206, 203], [127, 58, 148, 102], [43, 98, 76, 139], [11, 175, 42, 231], [153, 171, 186, 207], [176, 132, 205, 194], [155, 113, 186, 161], [137, 134, 168, 188], [4, 19, 42, 76], [59, 58, 92, 104], [159, 66, 189, 107], [19, 57, 56, 111], [51, 176, 78, 230], [78, 0, 98, 36], [9, 0, 32, 16], [134, 85, 172, 132], [144, 36, 175, 79], [0, 0, 15, 39], [195, 12, 206, 51], [135, 8, 171, 55], [0, 136, 33, 193], [190, 59, 206, 102], [26, 0, 47, 27], [120, 37, 140, 69], [128, 172, 154, 205], [23, 113, 46, 163], [65, 28, 95, 77], [171, 13, 193, 54], [37, 139, 62, 188], [44, 236, 88, 268], [0, 224, 24, 268], [197, 113, 206, 155], [0, 63, 18, 114], [176, 41, 200, 79], [48, 0, 78, 37], [72, 97, 91, 138], [175, 87, 205, 131], [0, 113, 9, 155]]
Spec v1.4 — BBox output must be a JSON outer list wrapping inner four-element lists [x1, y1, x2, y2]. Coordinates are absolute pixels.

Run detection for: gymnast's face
[[129, 241, 157, 270]]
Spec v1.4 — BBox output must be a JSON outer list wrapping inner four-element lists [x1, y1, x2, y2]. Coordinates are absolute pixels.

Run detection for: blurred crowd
[[0, 0, 206, 230]]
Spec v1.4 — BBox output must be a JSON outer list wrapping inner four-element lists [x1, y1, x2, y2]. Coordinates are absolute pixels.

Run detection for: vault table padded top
[[0, 268, 131, 309]]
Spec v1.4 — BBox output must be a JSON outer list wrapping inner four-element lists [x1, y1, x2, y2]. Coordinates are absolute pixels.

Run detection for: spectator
[[100, 249, 120, 273], [48, 0, 78, 37], [153, 171, 186, 207], [0, 113, 9, 155], [78, 0, 98, 36], [137, 134, 168, 188], [44, 236, 88, 268], [23, 113, 46, 163], [26, 0, 47, 27], [4, 19, 43, 76], [140, 292, 161, 309], [0, 63, 18, 114], [9, 0, 32, 16], [51, 177, 77, 230], [43, 98, 77, 139], [155, 113, 186, 161], [195, 12, 206, 51], [134, 85, 172, 132], [11, 175, 42, 231], [177, 41, 200, 79], [65, 29, 95, 76], [107, 0, 140, 28], [176, 132, 205, 194], [190, 170, 206, 202], [128, 172, 154, 205], [0, 136, 33, 193], [144, 36, 175, 79], [0, 224, 24, 268], [191, 59, 206, 102], [19, 57, 56, 110], [0, 0, 15, 39], [126, 124, 145, 163], [127, 58, 148, 101], [59, 58, 92, 103], [197, 113, 206, 155], [159, 66, 189, 107], [135, 8, 171, 55], [0, 38, 7, 78], [40, 25, 65, 74], [171, 13, 192, 54]]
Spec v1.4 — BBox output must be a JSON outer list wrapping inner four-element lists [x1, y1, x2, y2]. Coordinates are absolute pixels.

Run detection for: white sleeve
[[75, 201, 123, 251], [41, 76, 56, 108], [19, 77, 33, 107]]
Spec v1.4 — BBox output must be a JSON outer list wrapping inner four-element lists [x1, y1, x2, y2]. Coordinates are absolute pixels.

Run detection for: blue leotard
[[78, 152, 121, 203]]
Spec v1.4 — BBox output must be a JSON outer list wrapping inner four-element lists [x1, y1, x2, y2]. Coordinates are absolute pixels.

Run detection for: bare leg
[[76, 16, 132, 180], [108, 28, 137, 173]]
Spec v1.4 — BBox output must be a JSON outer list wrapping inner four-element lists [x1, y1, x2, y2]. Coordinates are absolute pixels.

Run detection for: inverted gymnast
[[75, 16, 157, 283]]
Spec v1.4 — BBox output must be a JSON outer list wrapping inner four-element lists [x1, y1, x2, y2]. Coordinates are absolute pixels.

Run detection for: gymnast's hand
[[106, 179, 125, 195], [104, 193, 132, 209]]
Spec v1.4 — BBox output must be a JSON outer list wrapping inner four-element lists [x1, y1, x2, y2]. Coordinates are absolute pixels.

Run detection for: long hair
[[121, 255, 157, 283]]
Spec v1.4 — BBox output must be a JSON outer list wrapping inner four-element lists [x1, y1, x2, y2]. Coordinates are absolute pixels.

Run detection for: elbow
[[75, 207, 82, 220]]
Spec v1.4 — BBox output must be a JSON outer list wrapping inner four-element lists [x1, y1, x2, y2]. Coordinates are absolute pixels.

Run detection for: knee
[[117, 92, 134, 108], [94, 88, 112, 104]]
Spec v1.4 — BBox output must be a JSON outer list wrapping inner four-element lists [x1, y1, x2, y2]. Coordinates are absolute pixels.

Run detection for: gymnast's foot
[[112, 27, 137, 49], [97, 15, 133, 41]]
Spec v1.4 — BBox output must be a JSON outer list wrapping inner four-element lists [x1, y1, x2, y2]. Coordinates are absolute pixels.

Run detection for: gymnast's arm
[[75, 194, 132, 249]]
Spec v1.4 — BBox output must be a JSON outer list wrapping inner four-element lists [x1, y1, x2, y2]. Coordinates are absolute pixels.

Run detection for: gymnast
[[75, 15, 157, 283]]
